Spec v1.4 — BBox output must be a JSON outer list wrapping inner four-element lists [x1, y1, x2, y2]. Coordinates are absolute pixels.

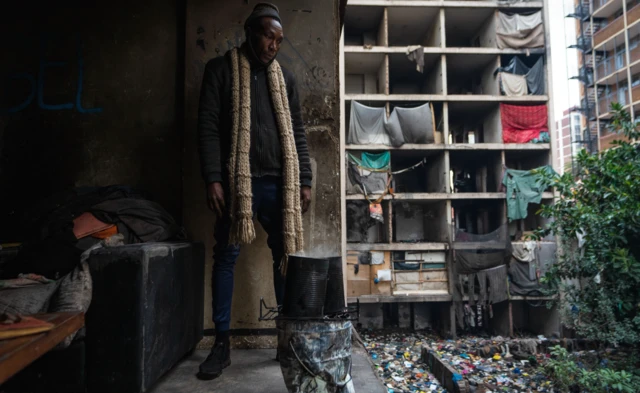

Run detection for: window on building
[[630, 36, 640, 50], [571, 114, 582, 143], [633, 76, 640, 87], [618, 85, 628, 105], [616, 51, 625, 70]]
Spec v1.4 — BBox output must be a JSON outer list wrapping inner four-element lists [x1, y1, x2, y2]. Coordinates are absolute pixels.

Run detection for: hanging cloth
[[348, 102, 390, 145], [348, 102, 435, 147], [406, 45, 425, 73], [502, 165, 556, 222], [500, 73, 528, 96], [496, 11, 545, 49], [501, 103, 548, 143]]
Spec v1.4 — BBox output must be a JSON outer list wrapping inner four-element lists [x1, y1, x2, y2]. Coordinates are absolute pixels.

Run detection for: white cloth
[[512, 241, 537, 263], [496, 11, 544, 49], [501, 72, 528, 96], [497, 11, 542, 34], [348, 101, 435, 146], [348, 102, 390, 145]]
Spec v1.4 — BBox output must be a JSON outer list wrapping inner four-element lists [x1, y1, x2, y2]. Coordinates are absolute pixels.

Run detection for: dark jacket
[[197, 45, 312, 187]]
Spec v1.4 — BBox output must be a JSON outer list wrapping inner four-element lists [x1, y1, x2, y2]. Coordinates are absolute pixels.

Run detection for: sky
[[549, 0, 582, 121]]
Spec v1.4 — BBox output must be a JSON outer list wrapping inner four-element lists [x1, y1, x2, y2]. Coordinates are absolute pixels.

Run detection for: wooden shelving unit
[[340, 0, 556, 338]]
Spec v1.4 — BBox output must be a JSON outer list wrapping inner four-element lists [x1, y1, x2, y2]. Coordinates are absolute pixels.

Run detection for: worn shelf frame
[[340, 0, 557, 338]]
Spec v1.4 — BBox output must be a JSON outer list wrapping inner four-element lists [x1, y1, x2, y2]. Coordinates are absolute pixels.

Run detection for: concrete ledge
[[421, 348, 470, 393]]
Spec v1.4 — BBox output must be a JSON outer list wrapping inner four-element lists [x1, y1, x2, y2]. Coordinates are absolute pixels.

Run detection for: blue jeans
[[212, 176, 285, 332]]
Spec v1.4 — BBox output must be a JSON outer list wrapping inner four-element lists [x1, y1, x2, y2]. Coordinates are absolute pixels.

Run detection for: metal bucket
[[282, 256, 329, 318], [324, 256, 346, 315], [277, 320, 355, 393]]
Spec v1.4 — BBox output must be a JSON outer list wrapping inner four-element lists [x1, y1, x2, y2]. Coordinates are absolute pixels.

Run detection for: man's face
[[252, 17, 284, 64]]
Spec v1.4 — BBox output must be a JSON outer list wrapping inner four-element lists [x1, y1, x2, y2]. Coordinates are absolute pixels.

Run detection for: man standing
[[196, 2, 312, 381]]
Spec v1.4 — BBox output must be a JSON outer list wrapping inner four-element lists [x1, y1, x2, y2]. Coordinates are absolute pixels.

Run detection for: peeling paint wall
[[183, 0, 341, 336], [0, 1, 182, 238]]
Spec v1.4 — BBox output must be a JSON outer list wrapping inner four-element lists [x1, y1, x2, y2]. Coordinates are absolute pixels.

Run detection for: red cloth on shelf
[[501, 103, 548, 143]]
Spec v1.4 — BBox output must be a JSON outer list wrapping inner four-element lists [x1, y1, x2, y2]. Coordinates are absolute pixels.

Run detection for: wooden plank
[[396, 282, 449, 291], [0, 312, 85, 385], [404, 251, 447, 262], [348, 280, 371, 297], [347, 242, 448, 251], [347, 292, 452, 303], [421, 270, 448, 281]]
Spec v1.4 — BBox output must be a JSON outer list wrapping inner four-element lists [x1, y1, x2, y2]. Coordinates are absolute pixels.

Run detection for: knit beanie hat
[[244, 3, 281, 31]]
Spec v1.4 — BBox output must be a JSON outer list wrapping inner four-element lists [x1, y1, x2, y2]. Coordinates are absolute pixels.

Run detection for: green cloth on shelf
[[348, 151, 390, 171], [530, 131, 550, 144], [502, 165, 556, 222]]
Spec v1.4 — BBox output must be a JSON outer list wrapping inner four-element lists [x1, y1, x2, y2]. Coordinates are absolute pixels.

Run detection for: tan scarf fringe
[[228, 47, 304, 256]]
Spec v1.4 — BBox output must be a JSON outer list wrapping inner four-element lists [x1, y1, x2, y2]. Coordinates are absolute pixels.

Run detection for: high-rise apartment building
[[568, 0, 640, 152], [340, 0, 558, 337]]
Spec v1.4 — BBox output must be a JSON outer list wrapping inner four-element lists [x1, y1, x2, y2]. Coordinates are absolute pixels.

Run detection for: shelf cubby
[[344, 6, 387, 46], [391, 150, 446, 193], [448, 101, 502, 144], [444, 8, 497, 48], [446, 54, 499, 95], [450, 150, 503, 193], [392, 200, 450, 243], [389, 53, 444, 95], [387, 7, 442, 47]]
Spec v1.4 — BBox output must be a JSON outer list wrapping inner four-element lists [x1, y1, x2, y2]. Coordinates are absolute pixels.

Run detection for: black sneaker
[[197, 340, 231, 380]]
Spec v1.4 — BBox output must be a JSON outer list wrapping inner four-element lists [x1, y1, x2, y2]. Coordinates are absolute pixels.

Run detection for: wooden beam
[[348, 292, 452, 303]]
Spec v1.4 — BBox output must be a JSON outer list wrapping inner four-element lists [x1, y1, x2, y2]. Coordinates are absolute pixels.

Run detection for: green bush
[[544, 346, 638, 393], [533, 103, 640, 346]]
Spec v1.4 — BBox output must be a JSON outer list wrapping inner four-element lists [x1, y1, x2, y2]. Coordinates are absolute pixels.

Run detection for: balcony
[[598, 94, 616, 116], [633, 84, 640, 104], [592, 0, 623, 19], [594, 15, 624, 48], [592, 0, 613, 9], [595, 54, 627, 84], [598, 85, 629, 117], [594, 3, 640, 48]]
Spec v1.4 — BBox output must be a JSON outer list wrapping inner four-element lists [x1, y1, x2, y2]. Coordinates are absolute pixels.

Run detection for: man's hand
[[207, 182, 225, 216], [300, 186, 312, 214]]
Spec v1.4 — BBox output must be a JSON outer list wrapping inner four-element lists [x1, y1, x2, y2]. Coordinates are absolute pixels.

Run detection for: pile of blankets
[[0, 185, 185, 348]]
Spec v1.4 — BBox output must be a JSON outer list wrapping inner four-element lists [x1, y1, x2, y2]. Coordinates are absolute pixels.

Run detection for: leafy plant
[[545, 346, 638, 393], [533, 103, 640, 346]]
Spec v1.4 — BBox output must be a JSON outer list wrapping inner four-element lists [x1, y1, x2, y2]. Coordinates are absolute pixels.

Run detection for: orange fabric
[[73, 212, 114, 240], [91, 225, 118, 239]]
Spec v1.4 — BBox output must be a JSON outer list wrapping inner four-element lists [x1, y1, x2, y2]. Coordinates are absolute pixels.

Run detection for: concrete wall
[[1, 0, 341, 346], [183, 0, 341, 340], [0, 1, 182, 239]]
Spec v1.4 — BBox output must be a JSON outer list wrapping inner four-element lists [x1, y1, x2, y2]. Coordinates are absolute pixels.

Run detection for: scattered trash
[[360, 330, 558, 393], [360, 331, 446, 393]]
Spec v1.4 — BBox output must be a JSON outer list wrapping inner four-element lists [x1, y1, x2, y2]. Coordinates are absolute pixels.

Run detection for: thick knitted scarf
[[228, 47, 304, 256]]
